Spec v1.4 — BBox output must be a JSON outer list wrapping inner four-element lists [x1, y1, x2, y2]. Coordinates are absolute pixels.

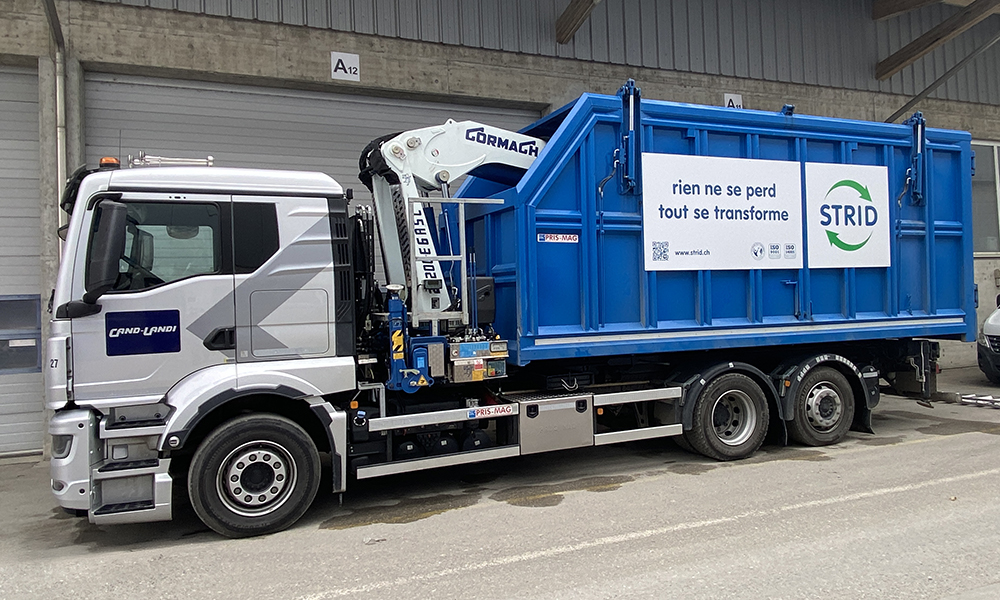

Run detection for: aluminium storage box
[[458, 90, 974, 366]]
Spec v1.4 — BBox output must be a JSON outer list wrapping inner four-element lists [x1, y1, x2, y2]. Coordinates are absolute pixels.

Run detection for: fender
[[773, 354, 879, 435], [158, 362, 327, 451], [306, 399, 348, 494], [676, 361, 782, 432]]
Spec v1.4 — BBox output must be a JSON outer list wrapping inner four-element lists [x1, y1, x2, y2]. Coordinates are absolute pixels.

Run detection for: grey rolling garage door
[[84, 74, 539, 190], [0, 66, 43, 455], [84, 74, 540, 281]]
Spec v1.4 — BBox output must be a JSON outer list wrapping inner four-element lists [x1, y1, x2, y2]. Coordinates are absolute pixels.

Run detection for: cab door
[[69, 193, 235, 403]]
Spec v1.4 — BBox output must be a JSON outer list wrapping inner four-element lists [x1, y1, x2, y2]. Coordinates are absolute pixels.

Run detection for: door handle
[[203, 327, 236, 351]]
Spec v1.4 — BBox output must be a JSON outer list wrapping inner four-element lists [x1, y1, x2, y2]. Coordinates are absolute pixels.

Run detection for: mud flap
[[851, 365, 880, 434]]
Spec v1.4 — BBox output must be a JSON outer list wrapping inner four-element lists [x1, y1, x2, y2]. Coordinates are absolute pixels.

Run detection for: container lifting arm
[[359, 120, 545, 328]]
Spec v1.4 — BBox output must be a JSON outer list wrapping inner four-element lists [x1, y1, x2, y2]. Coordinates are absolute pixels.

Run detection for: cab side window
[[111, 202, 222, 292]]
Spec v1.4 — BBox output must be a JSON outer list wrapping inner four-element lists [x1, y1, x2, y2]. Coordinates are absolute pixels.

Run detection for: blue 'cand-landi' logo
[[105, 310, 181, 356]]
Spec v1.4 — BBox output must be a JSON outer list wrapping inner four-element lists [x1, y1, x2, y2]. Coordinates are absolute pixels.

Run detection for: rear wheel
[[787, 367, 855, 446], [188, 414, 320, 538], [684, 373, 769, 461]]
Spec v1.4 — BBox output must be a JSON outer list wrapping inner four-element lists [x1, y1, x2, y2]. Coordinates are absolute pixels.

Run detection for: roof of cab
[[106, 167, 344, 196]]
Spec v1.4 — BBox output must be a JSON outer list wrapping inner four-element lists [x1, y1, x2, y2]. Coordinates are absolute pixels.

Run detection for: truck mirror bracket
[[83, 200, 128, 304], [55, 301, 103, 319]]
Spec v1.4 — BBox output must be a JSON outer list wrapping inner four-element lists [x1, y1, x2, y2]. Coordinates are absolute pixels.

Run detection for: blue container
[[459, 89, 974, 366]]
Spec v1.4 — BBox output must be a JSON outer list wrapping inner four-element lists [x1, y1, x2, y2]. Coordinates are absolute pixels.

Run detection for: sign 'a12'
[[331, 52, 361, 82]]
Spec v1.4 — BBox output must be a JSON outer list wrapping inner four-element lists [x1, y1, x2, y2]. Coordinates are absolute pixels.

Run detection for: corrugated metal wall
[[91, 0, 1000, 106]]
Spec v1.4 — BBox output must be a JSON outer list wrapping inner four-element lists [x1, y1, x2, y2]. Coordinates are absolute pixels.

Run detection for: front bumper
[[49, 408, 173, 524]]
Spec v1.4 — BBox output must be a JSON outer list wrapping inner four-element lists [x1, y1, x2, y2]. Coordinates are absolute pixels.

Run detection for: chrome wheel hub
[[217, 441, 296, 517], [712, 389, 757, 446], [804, 383, 843, 432]]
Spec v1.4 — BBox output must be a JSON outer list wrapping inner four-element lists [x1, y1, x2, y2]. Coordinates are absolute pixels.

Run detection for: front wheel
[[787, 367, 855, 447], [684, 373, 769, 461], [188, 414, 321, 538]]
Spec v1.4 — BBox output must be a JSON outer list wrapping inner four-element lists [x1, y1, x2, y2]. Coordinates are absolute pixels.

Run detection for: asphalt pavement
[[2, 366, 1000, 599]]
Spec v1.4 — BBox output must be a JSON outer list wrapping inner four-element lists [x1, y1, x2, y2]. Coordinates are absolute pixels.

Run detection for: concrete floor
[[2, 367, 1000, 599]]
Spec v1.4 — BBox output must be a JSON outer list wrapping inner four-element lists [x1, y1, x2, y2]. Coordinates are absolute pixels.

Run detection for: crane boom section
[[366, 120, 545, 325]]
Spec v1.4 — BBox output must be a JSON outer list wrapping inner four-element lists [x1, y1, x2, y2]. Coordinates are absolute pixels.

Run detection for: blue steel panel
[[601, 231, 642, 326], [656, 271, 698, 324], [461, 90, 974, 365], [705, 131, 742, 158], [936, 238, 962, 310], [761, 270, 796, 318], [855, 268, 886, 315], [711, 271, 749, 321], [536, 239, 582, 328]]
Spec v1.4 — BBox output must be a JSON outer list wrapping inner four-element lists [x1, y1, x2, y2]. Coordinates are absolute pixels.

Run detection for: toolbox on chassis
[[46, 81, 974, 537]]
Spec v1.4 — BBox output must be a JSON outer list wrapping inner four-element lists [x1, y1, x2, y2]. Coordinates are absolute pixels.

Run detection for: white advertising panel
[[642, 153, 803, 271], [804, 163, 890, 269]]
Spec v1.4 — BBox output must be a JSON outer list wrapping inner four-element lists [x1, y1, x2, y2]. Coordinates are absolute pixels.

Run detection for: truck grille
[[987, 335, 1000, 350]]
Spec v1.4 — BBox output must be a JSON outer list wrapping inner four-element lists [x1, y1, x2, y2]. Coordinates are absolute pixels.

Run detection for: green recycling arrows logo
[[823, 179, 875, 252]]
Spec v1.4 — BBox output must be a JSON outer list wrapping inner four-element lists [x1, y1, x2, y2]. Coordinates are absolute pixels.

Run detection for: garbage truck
[[45, 81, 975, 537]]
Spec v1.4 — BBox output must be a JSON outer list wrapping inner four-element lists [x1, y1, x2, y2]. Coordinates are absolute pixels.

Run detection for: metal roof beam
[[876, 0, 1000, 79], [556, 0, 603, 45]]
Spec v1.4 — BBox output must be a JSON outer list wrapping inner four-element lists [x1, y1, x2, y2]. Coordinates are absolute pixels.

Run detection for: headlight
[[51, 435, 72, 459]]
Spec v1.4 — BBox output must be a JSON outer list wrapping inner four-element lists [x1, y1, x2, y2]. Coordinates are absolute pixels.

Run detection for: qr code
[[652, 241, 669, 261]]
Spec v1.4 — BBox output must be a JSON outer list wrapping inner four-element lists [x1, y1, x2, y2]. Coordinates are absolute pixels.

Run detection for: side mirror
[[83, 200, 127, 304]]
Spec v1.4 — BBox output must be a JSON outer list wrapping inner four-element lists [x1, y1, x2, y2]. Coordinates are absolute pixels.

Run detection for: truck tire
[[787, 367, 855, 447], [188, 414, 320, 538], [684, 373, 768, 461]]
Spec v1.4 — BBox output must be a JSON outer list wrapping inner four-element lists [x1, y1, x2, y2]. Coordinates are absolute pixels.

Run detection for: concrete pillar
[[37, 54, 60, 459]]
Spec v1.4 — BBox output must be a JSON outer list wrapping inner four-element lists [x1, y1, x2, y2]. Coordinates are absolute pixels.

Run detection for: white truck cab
[[48, 163, 356, 533]]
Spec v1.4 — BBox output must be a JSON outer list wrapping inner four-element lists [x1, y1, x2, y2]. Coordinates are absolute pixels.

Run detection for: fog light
[[51, 435, 72, 459], [52, 480, 66, 492]]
